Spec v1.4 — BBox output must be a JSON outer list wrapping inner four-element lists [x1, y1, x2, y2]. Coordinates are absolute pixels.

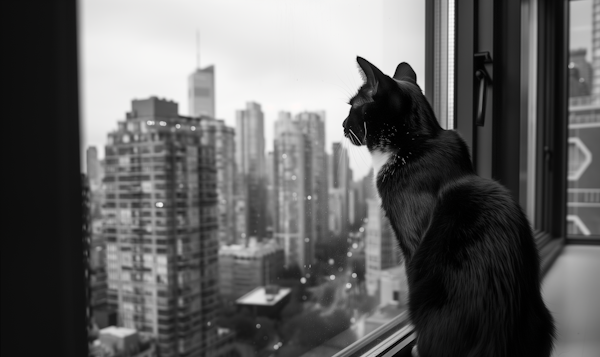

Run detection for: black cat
[[343, 57, 555, 357]]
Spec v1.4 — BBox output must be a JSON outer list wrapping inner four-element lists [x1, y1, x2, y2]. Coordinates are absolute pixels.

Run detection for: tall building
[[235, 102, 267, 241], [87, 146, 106, 219], [273, 112, 314, 271], [83, 173, 95, 346], [90, 219, 112, 328], [365, 198, 402, 296], [199, 117, 236, 246], [102, 97, 220, 357], [188, 65, 215, 118], [294, 111, 329, 243], [348, 186, 356, 227], [351, 179, 367, 228], [265, 151, 275, 239], [87, 146, 103, 188], [328, 142, 351, 237], [218, 238, 284, 302]]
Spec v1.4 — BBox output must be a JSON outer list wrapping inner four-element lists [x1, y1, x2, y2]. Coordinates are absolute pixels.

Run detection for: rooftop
[[236, 286, 291, 306], [99, 326, 137, 338], [219, 238, 282, 258]]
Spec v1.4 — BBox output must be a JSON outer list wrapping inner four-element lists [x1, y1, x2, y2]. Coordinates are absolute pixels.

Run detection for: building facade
[[265, 151, 275, 239], [273, 112, 314, 271], [365, 198, 402, 297], [87, 146, 103, 189], [235, 102, 267, 242], [218, 238, 284, 301], [294, 111, 329, 244], [199, 117, 236, 246], [102, 97, 220, 357], [188, 66, 215, 118], [328, 142, 351, 238]]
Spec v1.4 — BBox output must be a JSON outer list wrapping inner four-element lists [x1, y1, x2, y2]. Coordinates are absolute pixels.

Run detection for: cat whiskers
[[348, 129, 361, 145], [363, 122, 368, 143]]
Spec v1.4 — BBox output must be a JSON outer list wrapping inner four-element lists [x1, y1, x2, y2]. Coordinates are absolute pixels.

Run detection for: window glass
[[82, 1, 425, 356], [430, 0, 455, 130], [519, 0, 539, 226], [567, 0, 600, 236]]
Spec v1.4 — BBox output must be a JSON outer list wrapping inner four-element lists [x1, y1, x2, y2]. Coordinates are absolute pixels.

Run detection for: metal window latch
[[474, 52, 493, 127]]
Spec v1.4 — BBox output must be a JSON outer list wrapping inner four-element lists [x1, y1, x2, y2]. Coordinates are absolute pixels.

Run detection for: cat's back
[[423, 174, 538, 283], [408, 175, 555, 357]]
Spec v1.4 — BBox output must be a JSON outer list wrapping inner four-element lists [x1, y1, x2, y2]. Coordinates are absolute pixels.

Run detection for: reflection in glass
[[567, 0, 600, 236]]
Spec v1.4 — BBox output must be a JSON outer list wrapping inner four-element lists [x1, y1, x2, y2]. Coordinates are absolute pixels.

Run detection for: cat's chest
[[371, 149, 393, 188]]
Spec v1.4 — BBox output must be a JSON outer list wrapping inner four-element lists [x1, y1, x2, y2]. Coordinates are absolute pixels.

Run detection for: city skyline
[[82, 2, 599, 357], [80, 0, 426, 180]]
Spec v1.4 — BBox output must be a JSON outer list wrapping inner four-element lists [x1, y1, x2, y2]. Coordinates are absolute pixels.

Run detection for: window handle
[[474, 52, 493, 127]]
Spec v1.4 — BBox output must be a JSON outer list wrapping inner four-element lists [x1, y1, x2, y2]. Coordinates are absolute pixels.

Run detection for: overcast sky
[[80, 0, 425, 180], [80, 0, 593, 180]]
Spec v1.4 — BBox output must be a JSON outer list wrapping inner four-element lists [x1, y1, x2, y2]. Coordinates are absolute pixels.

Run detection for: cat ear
[[356, 56, 390, 96], [393, 62, 417, 83]]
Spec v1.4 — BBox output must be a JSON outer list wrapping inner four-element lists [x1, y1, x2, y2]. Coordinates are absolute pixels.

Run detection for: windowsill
[[332, 239, 599, 357], [329, 312, 414, 357], [542, 244, 600, 357]]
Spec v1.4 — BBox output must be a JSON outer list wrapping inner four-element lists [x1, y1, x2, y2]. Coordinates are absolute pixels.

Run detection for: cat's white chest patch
[[371, 149, 392, 184]]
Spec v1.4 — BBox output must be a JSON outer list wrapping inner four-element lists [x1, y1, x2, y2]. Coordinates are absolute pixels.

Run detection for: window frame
[[565, 0, 600, 244], [5, 0, 88, 356], [5, 0, 583, 356], [336, 0, 570, 356]]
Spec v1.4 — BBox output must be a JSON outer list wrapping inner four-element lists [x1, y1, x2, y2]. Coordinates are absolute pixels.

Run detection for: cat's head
[[343, 57, 439, 152]]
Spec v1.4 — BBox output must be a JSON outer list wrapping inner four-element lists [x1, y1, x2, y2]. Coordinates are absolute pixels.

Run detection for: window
[[82, 1, 427, 356], [567, 0, 600, 240], [15, 0, 583, 356]]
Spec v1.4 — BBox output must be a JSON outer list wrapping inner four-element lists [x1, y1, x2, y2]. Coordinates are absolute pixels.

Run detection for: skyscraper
[[365, 198, 402, 296], [188, 65, 216, 118], [103, 97, 220, 357], [82, 173, 95, 345], [273, 112, 314, 271], [199, 117, 236, 246], [87, 146, 101, 187], [329, 142, 351, 237], [265, 151, 276, 238], [235, 102, 267, 241], [294, 111, 329, 243]]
